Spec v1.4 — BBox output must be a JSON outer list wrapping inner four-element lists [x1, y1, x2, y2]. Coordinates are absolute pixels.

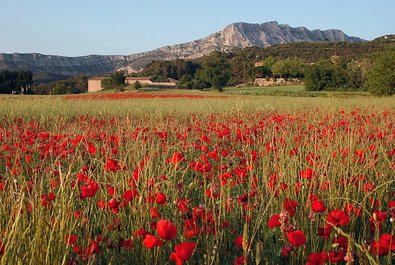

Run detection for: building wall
[[88, 77, 178, 92], [255, 78, 301, 87], [125, 78, 153, 86], [125, 78, 177, 87], [88, 79, 104, 92], [151, 81, 177, 87]]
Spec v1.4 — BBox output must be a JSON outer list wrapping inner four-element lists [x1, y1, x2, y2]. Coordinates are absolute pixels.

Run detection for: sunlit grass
[[0, 94, 394, 264]]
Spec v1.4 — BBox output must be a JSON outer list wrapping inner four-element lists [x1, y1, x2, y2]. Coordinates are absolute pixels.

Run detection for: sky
[[0, 0, 394, 56]]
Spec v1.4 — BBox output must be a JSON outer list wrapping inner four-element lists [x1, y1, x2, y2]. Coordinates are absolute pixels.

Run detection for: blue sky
[[0, 0, 394, 56]]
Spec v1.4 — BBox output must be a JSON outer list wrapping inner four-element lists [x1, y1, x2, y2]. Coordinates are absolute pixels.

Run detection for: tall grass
[[0, 95, 394, 264]]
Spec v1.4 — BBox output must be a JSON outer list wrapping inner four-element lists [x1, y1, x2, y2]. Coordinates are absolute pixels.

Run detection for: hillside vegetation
[[141, 40, 395, 95]]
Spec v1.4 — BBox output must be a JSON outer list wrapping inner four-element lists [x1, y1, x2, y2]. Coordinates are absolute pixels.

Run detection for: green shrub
[[366, 49, 395, 96]]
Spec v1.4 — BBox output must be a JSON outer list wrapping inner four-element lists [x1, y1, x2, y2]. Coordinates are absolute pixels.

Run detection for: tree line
[[0, 70, 88, 95], [0, 70, 33, 94], [31, 75, 88, 95], [304, 49, 395, 95], [140, 46, 395, 95]]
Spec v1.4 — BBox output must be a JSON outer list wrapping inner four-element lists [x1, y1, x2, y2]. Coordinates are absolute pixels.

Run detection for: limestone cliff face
[[0, 21, 364, 75]]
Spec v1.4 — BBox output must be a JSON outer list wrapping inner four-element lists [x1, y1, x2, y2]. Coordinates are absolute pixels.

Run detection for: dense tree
[[271, 58, 305, 78], [346, 61, 366, 89], [100, 78, 116, 90], [253, 66, 272, 78], [227, 52, 255, 84], [304, 59, 365, 91], [110, 71, 126, 87], [304, 61, 335, 91], [329, 65, 347, 89], [101, 71, 126, 91], [196, 51, 232, 91], [32, 75, 88, 95], [149, 75, 168, 82], [365, 49, 395, 96], [142, 60, 200, 80], [0, 70, 33, 94], [134, 81, 142, 90]]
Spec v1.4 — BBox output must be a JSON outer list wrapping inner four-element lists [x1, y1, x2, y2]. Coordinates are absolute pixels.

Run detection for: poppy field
[[0, 95, 394, 265]]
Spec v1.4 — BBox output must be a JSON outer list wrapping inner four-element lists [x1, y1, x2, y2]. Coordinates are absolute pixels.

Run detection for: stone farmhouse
[[254, 77, 301, 87], [253, 61, 302, 87], [88, 76, 178, 92]]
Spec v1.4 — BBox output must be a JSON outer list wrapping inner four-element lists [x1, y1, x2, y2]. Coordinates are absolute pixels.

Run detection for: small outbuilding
[[88, 76, 178, 92], [88, 77, 106, 92]]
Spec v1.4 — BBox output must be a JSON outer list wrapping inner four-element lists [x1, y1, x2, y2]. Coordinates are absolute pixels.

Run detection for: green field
[[120, 85, 372, 98], [0, 90, 394, 118], [223, 85, 372, 97]]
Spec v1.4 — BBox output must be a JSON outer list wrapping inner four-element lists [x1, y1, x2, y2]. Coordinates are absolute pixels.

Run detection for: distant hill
[[373, 34, 395, 43], [0, 21, 369, 77], [230, 40, 395, 63]]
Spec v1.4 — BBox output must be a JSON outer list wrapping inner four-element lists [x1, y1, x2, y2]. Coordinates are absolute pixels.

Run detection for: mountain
[[0, 21, 365, 76]]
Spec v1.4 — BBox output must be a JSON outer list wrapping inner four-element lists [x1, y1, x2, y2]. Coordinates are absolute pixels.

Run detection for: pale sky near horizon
[[0, 0, 394, 56]]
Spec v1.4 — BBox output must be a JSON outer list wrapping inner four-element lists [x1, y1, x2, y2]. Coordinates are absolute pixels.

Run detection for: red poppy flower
[[119, 238, 133, 250], [156, 192, 167, 205], [80, 181, 99, 199], [156, 219, 178, 240], [84, 240, 100, 256], [123, 189, 139, 202], [329, 249, 346, 263], [168, 152, 185, 165], [318, 226, 332, 239], [306, 251, 328, 265], [107, 198, 119, 209], [300, 168, 315, 179], [287, 230, 306, 247], [107, 186, 115, 197], [281, 245, 294, 257], [370, 233, 395, 256], [283, 198, 299, 216], [183, 219, 199, 238], [150, 207, 161, 219], [234, 235, 243, 248], [87, 143, 96, 155], [268, 213, 284, 228], [370, 210, 388, 223], [176, 198, 191, 214], [65, 234, 78, 246], [104, 159, 120, 172], [233, 255, 247, 265], [134, 228, 148, 239], [327, 210, 350, 227], [0, 241, 4, 256], [25, 155, 32, 163], [142, 234, 162, 249], [169, 241, 196, 265], [344, 203, 354, 213], [333, 235, 348, 249], [311, 199, 327, 213]]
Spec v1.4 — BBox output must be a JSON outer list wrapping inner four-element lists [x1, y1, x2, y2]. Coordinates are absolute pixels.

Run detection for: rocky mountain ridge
[[0, 21, 365, 77]]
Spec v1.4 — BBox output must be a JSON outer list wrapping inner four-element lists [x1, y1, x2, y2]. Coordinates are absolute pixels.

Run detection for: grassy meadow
[[0, 91, 394, 264], [223, 85, 372, 98]]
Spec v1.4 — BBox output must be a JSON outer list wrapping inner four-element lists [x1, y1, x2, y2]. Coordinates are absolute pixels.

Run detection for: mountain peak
[[219, 21, 364, 48]]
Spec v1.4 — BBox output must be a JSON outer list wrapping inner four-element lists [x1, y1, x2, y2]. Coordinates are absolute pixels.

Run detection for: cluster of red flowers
[[63, 92, 228, 100], [0, 109, 394, 264]]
